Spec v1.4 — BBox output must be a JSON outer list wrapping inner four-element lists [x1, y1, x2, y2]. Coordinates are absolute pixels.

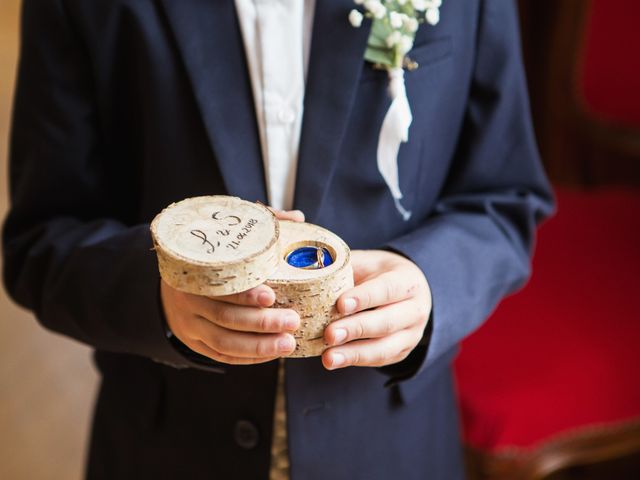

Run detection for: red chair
[[454, 188, 640, 479], [456, 1, 640, 477]]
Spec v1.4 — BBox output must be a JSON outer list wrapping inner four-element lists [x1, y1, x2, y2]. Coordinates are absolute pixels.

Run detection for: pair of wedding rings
[[285, 246, 334, 270]]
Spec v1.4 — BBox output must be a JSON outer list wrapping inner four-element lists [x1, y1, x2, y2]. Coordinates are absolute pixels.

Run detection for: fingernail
[[330, 352, 345, 368], [333, 328, 347, 345], [342, 298, 357, 314], [284, 313, 300, 330], [258, 291, 273, 306], [278, 336, 295, 352]]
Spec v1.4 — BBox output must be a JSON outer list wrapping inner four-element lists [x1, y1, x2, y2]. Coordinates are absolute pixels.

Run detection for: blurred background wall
[[0, 2, 98, 479]]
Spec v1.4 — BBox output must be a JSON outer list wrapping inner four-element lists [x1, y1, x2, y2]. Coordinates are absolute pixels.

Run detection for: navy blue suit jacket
[[3, 0, 553, 478]]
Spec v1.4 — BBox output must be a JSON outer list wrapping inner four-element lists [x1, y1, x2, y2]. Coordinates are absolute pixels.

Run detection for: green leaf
[[365, 19, 394, 67], [364, 46, 394, 67], [368, 19, 392, 49]]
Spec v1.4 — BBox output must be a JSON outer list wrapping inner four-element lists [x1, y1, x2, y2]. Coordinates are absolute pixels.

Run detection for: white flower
[[385, 31, 402, 48], [349, 9, 364, 27], [363, 0, 376, 9], [398, 35, 414, 55], [374, 6, 387, 19], [363, 0, 380, 10], [397, 0, 407, 5], [354, 0, 365, 4], [412, 0, 427, 10], [389, 11, 404, 29], [425, 0, 442, 7], [403, 16, 419, 33], [372, 4, 387, 19], [425, 7, 440, 25], [364, 0, 387, 19]]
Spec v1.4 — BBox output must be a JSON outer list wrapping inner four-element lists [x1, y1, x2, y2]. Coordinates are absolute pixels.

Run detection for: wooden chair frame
[[520, 0, 640, 186], [464, 418, 640, 480]]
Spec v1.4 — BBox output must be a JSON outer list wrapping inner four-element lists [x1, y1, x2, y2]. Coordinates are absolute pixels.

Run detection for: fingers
[[214, 285, 276, 307], [322, 327, 421, 370], [190, 287, 301, 333], [276, 209, 305, 222], [162, 279, 298, 366], [192, 316, 297, 358], [324, 301, 422, 346], [190, 340, 281, 365], [337, 270, 418, 315], [211, 303, 300, 333], [267, 207, 305, 223]]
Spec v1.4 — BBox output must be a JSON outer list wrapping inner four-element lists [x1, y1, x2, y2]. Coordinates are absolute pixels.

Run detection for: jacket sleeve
[[2, 0, 196, 369], [383, 0, 554, 381]]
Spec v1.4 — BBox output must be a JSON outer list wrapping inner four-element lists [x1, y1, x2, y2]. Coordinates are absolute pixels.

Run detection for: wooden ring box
[[151, 196, 353, 357]]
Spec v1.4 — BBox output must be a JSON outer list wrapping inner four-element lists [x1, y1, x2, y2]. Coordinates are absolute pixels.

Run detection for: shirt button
[[278, 108, 296, 124], [234, 420, 260, 450]]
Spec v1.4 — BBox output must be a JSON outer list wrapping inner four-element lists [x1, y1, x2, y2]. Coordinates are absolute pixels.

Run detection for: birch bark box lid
[[151, 196, 280, 296], [150, 196, 353, 357]]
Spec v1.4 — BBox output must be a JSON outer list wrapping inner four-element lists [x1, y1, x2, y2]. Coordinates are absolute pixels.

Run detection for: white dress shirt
[[234, 1, 316, 478], [235, 0, 315, 211]]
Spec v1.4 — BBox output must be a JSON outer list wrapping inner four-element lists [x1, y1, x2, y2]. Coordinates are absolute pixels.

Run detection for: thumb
[[272, 208, 305, 223]]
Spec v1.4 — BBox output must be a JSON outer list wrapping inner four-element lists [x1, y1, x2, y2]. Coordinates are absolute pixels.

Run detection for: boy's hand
[[322, 250, 431, 370], [161, 208, 305, 365]]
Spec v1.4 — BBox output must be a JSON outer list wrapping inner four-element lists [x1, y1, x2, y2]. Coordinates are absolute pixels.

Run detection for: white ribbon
[[377, 67, 413, 221]]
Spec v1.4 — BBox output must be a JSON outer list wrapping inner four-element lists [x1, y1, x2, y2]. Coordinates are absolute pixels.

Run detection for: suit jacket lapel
[[158, 0, 267, 203], [294, 0, 371, 221]]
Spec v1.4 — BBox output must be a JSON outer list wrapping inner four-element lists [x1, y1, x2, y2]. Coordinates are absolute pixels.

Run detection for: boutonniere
[[349, 0, 443, 220]]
